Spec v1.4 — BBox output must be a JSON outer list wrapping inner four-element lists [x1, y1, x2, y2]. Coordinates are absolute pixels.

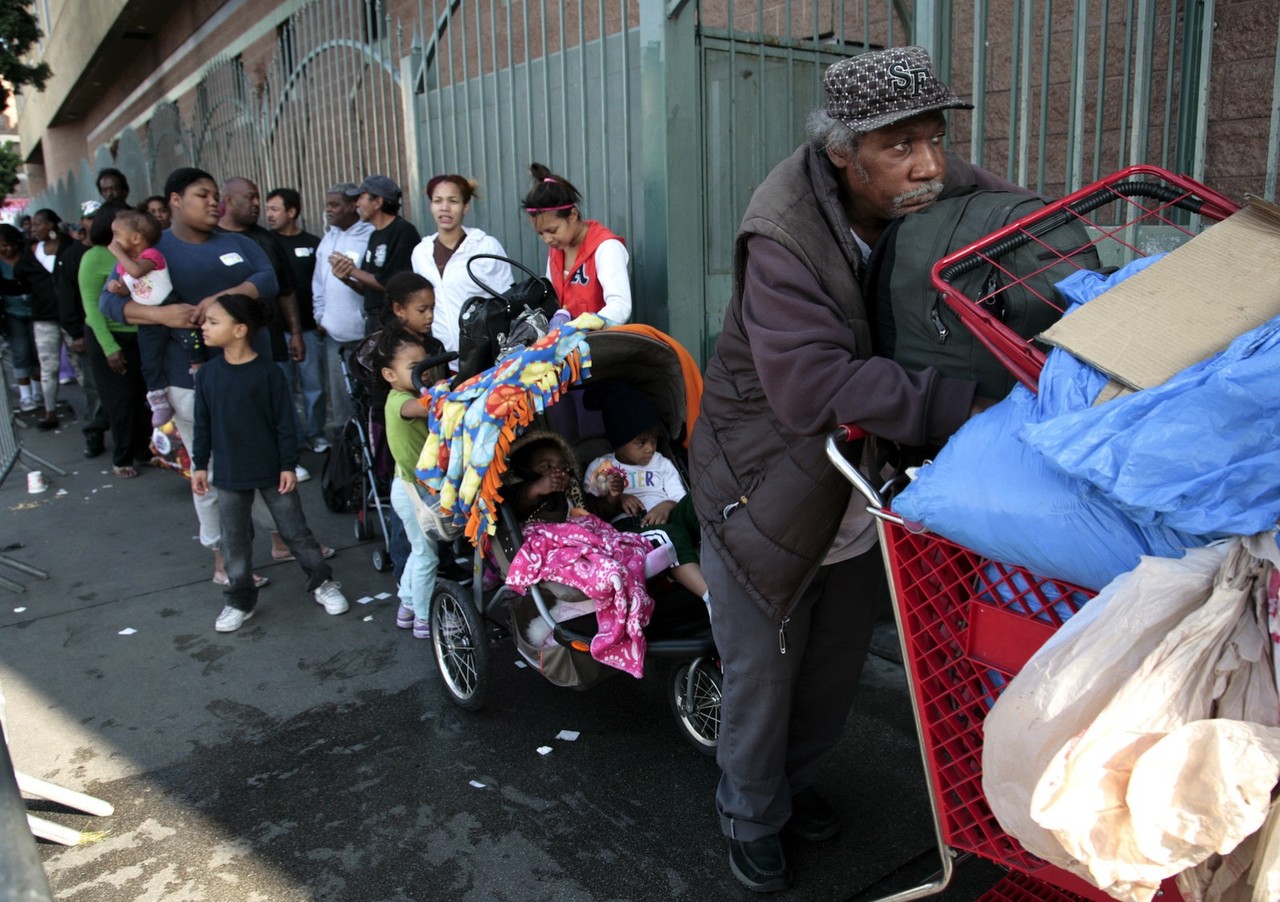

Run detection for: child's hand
[[641, 500, 677, 527], [530, 470, 568, 498], [192, 470, 209, 496], [278, 470, 297, 494], [604, 472, 626, 498], [106, 278, 129, 296], [621, 492, 645, 516]]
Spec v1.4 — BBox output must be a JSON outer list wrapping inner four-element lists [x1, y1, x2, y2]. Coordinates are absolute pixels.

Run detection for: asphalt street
[[0, 386, 1006, 901]]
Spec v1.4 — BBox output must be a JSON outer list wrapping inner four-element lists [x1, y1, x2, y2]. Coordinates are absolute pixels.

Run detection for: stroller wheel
[[372, 547, 392, 572], [669, 658, 722, 756], [430, 579, 490, 711]]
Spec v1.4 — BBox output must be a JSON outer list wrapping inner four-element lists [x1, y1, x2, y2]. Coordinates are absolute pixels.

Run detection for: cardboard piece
[[1040, 197, 1280, 390]]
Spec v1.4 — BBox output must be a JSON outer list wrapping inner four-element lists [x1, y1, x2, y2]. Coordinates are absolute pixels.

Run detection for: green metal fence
[[21, 0, 1280, 363]]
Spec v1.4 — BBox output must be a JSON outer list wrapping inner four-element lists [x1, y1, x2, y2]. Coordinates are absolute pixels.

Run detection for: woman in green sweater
[[79, 202, 151, 477]]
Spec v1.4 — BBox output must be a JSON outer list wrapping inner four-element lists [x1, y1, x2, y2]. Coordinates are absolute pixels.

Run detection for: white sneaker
[[311, 437, 331, 454], [313, 579, 349, 615], [295, 465, 312, 483], [215, 606, 254, 632], [18, 397, 38, 412]]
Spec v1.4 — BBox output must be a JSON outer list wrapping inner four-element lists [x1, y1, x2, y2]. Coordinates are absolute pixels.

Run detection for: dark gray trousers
[[703, 534, 883, 841], [220, 487, 331, 612]]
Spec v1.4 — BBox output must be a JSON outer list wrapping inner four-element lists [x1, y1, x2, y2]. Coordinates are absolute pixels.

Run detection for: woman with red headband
[[410, 174, 513, 355], [521, 163, 631, 324]]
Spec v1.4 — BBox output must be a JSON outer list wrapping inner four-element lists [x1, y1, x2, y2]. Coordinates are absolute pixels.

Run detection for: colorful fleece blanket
[[504, 513, 655, 678], [414, 315, 602, 543]]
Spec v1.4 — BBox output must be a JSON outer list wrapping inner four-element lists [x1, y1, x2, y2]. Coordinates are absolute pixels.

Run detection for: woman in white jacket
[[410, 175, 513, 355]]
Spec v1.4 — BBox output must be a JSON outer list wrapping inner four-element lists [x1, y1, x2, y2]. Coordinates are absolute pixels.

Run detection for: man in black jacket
[[691, 46, 1016, 893]]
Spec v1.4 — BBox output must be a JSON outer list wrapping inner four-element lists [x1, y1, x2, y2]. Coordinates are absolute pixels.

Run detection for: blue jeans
[[5, 314, 35, 378], [219, 485, 332, 612], [389, 478, 439, 620], [277, 330, 328, 447]]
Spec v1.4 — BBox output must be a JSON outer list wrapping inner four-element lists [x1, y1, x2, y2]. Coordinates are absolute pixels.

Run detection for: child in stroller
[[421, 325, 721, 753]]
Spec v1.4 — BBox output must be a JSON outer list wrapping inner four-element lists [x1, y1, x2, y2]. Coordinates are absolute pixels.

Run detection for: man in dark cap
[[326, 174, 419, 329], [690, 46, 1020, 893]]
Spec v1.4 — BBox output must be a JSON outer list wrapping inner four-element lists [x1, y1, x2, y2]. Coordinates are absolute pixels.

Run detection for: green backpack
[[865, 188, 1102, 398]]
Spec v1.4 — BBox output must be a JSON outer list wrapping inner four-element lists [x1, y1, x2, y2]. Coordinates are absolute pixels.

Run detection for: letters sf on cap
[[823, 45, 974, 134]]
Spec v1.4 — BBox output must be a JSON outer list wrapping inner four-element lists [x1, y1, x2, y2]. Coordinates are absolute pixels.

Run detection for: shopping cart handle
[[838, 424, 869, 442], [826, 428, 885, 509], [411, 352, 459, 392]]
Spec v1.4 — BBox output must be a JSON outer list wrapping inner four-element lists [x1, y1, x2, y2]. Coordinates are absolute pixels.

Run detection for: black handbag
[[455, 255, 559, 382]]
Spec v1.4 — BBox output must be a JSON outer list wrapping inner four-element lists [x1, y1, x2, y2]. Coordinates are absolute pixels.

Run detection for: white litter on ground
[[118, 628, 137, 636], [54, 489, 67, 497], [14, 607, 26, 613], [514, 660, 527, 669], [356, 596, 374, 605], [536, 746, 552, 756], [555, 730, 580, 742], [469, 780, 486, 788], [374, 592, 392, 600], [362, 615, 373, 622]]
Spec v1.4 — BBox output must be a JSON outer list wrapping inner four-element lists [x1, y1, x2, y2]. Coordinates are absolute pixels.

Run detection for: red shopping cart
[[832, 167, 1239, 901]]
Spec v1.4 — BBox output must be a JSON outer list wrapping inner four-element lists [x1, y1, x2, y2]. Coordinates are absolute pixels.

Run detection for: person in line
[[690, 46, 1021, 893], [520, 164, 630, 324], [327, 175, 419, 330], [97, 168, 129, 206], [191, 293, 349, 633], [28, 209, 75, 430], [100, 166, 280, 587], [582, 380, 709, 605], [79, 203, 152, 474], [313, 183, 374, 433], [364, 272, 442, 602], [103, 209, 197, 433], [374, 327, 443, 639], [265, 187, 326, 454], [0, 224, 41, 413], [138, 196, 171, 230], [55, 200, 111, 458], [409, 174, 512, 355]]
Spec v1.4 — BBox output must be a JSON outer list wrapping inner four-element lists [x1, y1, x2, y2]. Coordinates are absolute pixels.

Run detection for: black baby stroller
[[320, 341, 395, 572], [415, 326, 722, 755]]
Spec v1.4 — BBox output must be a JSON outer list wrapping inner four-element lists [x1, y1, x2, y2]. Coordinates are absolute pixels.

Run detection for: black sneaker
[[785, 786, 840, 841], [728, 834, 792, 893]]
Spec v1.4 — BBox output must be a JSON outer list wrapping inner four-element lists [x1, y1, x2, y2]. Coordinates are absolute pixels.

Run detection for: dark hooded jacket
[[690, 144, 1009, 622]]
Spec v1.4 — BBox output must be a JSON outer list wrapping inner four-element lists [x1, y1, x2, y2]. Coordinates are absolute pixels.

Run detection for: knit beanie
[[585, 380, 661, 450]]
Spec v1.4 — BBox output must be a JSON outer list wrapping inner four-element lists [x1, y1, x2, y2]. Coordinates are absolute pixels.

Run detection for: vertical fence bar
[[728, 0, 737, 224], [1117, 0, 1135, 168], [1018, 1, 1034, 188], [755, 0, 765, 185], [488, 0, 503, 224], [1035, 0, 1052, 193], [1092, 0, 1109, 182], [541, 0, 552, 165], [446, 0, 460, 166], [1267, 5, 1280, 200], [1189, 0, 1215, 191], [1127, 0, 1153, 168], [577, 0, 588, 191], [522, 0, 534, 181], [558, 0, 569, 176], [1160, 0, 1178, 170], [597, 0, 611, 228], [620, 0, 633, 248], [1066, 0, 1087, 193], [971, 0, 987, 168], [460, 0, 474, 176]]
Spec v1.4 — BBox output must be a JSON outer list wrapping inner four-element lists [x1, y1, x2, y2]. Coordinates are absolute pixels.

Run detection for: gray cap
[[824, 46, 973, 134], [327, 182, 359, 196], [346, 175, 402, 202]]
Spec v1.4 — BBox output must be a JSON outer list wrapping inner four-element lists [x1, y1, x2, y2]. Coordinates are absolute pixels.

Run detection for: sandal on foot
[[111, 465, 139, 479], [212, 574, 270, 588], [272, 545, 336, 563]]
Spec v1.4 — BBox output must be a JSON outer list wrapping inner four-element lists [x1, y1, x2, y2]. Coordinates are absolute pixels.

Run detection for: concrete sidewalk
[[0, 392, 1004, 901]]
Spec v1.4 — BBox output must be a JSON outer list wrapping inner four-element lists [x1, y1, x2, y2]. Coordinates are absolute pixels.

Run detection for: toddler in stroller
[[420, 325, 720, 753]]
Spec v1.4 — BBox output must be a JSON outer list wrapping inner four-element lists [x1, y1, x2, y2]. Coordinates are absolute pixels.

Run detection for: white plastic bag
[[984, 545, 1228, 868], [985, 537, 1280, 902]]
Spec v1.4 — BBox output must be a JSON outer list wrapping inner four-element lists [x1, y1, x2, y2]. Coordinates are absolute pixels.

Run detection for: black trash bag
[[455, 255, 559, 383]]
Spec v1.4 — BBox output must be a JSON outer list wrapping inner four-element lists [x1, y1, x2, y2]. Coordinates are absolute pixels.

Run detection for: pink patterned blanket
[[505, 513, 655, 678]]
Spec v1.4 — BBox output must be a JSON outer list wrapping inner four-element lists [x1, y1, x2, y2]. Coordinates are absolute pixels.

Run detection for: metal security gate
[[406, 0, 644, 313]]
